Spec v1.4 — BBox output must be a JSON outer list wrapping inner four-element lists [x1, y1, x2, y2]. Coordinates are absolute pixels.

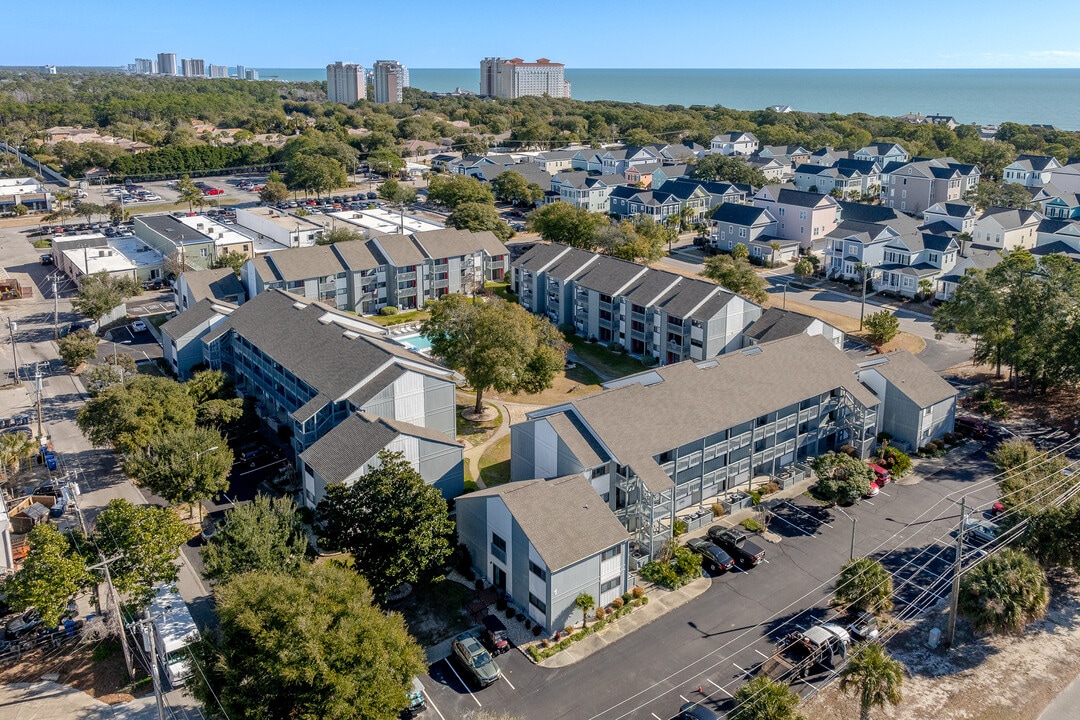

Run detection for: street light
[[835, 505, 857, 561]]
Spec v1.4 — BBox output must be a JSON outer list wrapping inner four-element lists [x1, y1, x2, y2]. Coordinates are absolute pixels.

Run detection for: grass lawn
[[463, 459, 478, 492], [567, 335, 649, 379], [365, 309, 430, 327], [32, 238, 51, 249], [478, 435, 511, 487], [456, 400, 502, 448], [146, 313, 170, 330], [486, 280, 517, 303], [388, 578, 475, 647]]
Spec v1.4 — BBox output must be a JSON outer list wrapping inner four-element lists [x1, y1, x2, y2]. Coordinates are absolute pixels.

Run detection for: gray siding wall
[[417, 438, 465, 498], [880, 385, 922, 451], [510, 422, 538, 481], [510, 521, 532, 617], [169, 323, 217, 380], [549, 555, 602, 632], [456, 497, 488, 585], [359, 373, 456, 440]]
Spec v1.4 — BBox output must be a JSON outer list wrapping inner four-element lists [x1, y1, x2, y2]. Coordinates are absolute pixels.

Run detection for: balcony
[[396, 271, 417, 282], [433, 278, 450, 289]]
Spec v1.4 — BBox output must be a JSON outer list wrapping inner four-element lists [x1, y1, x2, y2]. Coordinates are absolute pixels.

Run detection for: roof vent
[[742, 347, 763, 356]]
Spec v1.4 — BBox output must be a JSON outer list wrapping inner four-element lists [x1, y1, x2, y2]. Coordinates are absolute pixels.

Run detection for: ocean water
[[255, 68, 1080, 129]]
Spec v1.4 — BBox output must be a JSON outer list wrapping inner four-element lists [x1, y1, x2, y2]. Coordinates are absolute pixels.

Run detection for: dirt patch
[[0, 639, 152, 701], [948, 362, 1080, 434], [487, 368, 603, 405], [803, 571, 1080, 720], [387, 578, 476, 647]]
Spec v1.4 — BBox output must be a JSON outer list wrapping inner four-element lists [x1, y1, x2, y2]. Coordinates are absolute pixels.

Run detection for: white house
[[1002, 154, 1061, 187], [972, 206, 1042, 251], [710, 132, 759, 156]]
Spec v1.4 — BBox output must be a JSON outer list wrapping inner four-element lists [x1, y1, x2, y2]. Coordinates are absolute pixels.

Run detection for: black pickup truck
[[707, 527, 766, 567]]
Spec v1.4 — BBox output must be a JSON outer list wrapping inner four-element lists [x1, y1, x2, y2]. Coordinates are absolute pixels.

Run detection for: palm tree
[[834, 557, 894, 614], [769, 241, 782, 268], [574, 593, 595, 630], [839, 642, 904, 720], [959, 547, 1049, 634], [730, 676, 802, 720], [732, 242, 749, 261], [0, 432, 37, 484], [175, 175, 203, 214]]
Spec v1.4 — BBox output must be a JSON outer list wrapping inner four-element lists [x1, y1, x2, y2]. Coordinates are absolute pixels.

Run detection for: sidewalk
[[0, 682, 201, 720]]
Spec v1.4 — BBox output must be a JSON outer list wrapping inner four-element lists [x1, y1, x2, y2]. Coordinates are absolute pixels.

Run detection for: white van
[[142, 585, 200, 688]]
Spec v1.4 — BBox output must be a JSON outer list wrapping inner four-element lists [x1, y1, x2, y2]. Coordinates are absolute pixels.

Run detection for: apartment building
[[480, 57, 570, 99], [134, 214, 217, 272], [157, 52, 178, 76], [752, 186, 840, 249], [200, 289, 461, 507], [512, 244, 761, 365], [209, 65, 229, 79], [372, 60, 409, 103], [134, 58, 157, 74], [510, 334, 883, 560], [880, 157, 980, 216], [326, 61, 366, 104], [240, 228, 509, 314], [181, 58, 205, 78], [792, 159, 880, 198]]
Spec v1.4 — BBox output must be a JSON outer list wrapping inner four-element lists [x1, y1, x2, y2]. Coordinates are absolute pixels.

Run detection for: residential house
[[529, 149, 581, 174], [456, 475, 629, 631], [710, 132, 759, 156], [708, 204, 777, 252], [972, 206, 1042, 251], [648, 165, 692, 188], [1034, 218, 1080, 260], [752, 186, 840, 249], [807, 147, 851, 166], [570, 149, 604, 173], [477, 162, 552, 191], [200, 289, 460, 508], [659, 177, 750, 209], [756, 145, 812, 171], [607, 186, 683, 221], [510, 334, 881, 560], [823, 210, 923, 282], [935, 249, 1002, 301], [174, 268, 246, 312], [600, 146, 663, 176], [550, 172, 627, 213], [512, 244, 762, 364], [652, 141, 706, 164], [855, 143, 909, 167], [1048, 163, 1080, 194], [300, 412, 464, 504], [748, 237, 800, 265], [1002, 154, 1061, 187], [876, 231, 959, 298], [1030, 184, 1080, 220], [746, 156, 788, 182], [623, 163, 661, 189], [923, 202, 977, 234], [792, 160, 879, 198], [880, 157, 980, 216], [742, 308, 844, 350], [856, 352, 957, 452], [160, 298, 235, 380]]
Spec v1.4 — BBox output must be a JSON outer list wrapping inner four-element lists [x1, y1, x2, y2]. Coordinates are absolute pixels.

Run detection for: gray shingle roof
[[864, 351, 957, 408], [161, 298, 232, 339], [266, 245, 345, 283], [461, 475, 628, 572], [743, 307, 816, 343], [711, 203, 774, 226], [573, 255, 649, 296], [413, 228, 508, 260], [301, 412, 458, 486], [979, 206, 1041, 230], [332, 239, 387, 271], [179, 268, 245, 304], [370, 234, 427, 266], [544, 412, 608, 468]]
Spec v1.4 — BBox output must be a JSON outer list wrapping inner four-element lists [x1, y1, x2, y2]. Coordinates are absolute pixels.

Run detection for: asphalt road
[[422, 450, 1002, 720]]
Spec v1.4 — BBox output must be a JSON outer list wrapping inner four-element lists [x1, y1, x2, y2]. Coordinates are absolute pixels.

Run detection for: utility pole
[[858, 264, 868, 331], [52, 275, 59, 340], [34, 366, 44, 440], [89, 554, 135, 679], [7, 318, 17, 387], [141, 616, 168, 720], [946, 497, 967, 648]]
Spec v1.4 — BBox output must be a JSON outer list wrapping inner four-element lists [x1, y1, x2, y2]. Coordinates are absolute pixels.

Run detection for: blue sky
[[6, 0, 1080, 69]]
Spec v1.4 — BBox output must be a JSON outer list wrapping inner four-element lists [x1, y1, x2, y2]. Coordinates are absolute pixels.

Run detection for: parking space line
[[754, 649, 769, 658], [782, 500, 834, 528], [501, 673, 516, 690], [679, 694, 689, 703], [422, 690, 446, 720], [879, 490, 891, 497], [863, 500, 875, 506], [708, 679, 733, 698], [652, 714, 663, 720], [768, 513, 814, 537], [441, 659, 481, 707], [733, 663, 748, 675]]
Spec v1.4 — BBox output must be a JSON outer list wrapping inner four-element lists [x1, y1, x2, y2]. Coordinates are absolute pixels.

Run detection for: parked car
[[963, 517, 998, 545], [990, 501, 1005, 516], [707, 527, 766, 567], [450, 632, 500, 687], [480, 614, 510, 655], [863, 481, 880, 498], [39, 253, 53, 265], [5, 608, 42, 637], [867, 462, 891, 485], [686, 537, 736, 574], [955, 416, 990, 439], [846, 611, 880, 640], [677, 702, 723, 720], [131, 320, 147, 333]]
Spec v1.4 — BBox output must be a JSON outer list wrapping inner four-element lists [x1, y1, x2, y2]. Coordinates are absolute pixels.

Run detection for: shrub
[[839, 444, 857, 457], [505, 607, 515, 619], [972, 385, 992, 402], [749, 490, 762, 506], [553, 630, 561, 641], [631, 586, 644, 599], [524, 618, 531, 629], [378, 306, 399, 316], [532, 624, 542, 636], [876, 431, 893, 444], [711, 502, 725, 518], [622, 592, 633, 605], [564, 626, 574, 636], [540, 638, 549, 648], [610, 597, 624, 610], [594, 606, 606, 621], [593, 618, 607, 631], [673, 520, 687, 536], [761, 481, 780, 495], [943, 432, 958, 446], [741, 517, 763, 533], [640, 560, 680, 588], [516, 612, 525, 622], [879, 446, 912, 477]]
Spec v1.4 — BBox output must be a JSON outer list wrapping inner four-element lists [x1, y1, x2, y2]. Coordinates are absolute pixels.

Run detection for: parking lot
[[419, 448, 1004, 720]]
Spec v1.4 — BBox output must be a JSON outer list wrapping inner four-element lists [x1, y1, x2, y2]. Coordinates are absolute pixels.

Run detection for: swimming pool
[[396, 333, 433, 352]]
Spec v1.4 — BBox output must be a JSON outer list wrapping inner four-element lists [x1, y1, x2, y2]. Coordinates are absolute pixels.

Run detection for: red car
[[991, 501, 1005, 516], [867, 462, 891, 485], [203, 187, 224, 196]]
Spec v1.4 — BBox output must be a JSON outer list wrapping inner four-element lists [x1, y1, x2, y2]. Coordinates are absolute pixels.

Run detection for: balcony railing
[[396, 271, 417, 281]]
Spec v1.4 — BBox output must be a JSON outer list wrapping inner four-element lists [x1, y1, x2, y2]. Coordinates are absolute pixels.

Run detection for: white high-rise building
[[326, 61, 365, 104], [245, 68, 259, 81], [135, 58, 157, 74], [480, 57, 570, 99], [181, 58, 206, 78], [209, 64, 229, 79], [157, 52, 178, 76], [372, 60, 409, 103]]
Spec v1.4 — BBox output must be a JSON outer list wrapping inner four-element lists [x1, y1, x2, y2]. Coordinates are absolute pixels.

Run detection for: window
[[529, 593, 547, 614], [601, 578, 621, 594], [491, 533, 506, 562], [799, 210, 807, 220], [778, 207, 785, 216], [738, 227, 747, 238], [601, 546, 621, 561], [529, 561, 547, 581]]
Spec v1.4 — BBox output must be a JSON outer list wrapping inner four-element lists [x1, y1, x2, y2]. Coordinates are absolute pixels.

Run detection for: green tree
[[81, 354, 137, 395], [835, 557, 894, 614], [259, 170, 289, 204], [863, 310, 900, 349], [210, 249, 246, 276], [367, 148, 405, 178], [317, 226, 365, 245], [175, 174, 203, 213], [13, 203, 28, 216], [57, 328, 99, 368], [378, 177, 418, 205], [426, 173, 494, 209], [201, 494, 307, 582], [287, 154, 347, 198], [812, 451, 874, 505], [421, 294, 567, 414], [574, 593, 595, 629], [527, 201, 608, 249], [4, 525, 88, 628], [731, 242, 749, 261], [490, 170, 543, 206], [691, 154, 770, 187], [77, 375, 197, 455], [730, 675, 804, 720], [838, 642, 905, 720], [446, 201, 514, 241], [315, 450, 454, 598], [0, 430, 37, 483], [701, 255, 769, 304], [453, 135, 490, 156], [190, 563, 426, 720], [106, 201, 129, 224], [124, 426, 233, 520], [958, 548, 1049, 634], [793, 257, 815, 280], [71, 270, 140, 324], [76, 201, 106, 224], [92, 498, 190, 604]]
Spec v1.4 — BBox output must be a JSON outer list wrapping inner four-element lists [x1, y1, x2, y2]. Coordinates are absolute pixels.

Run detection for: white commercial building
[[372, 60, 409, 103], [480, 57, 570, 99], [135, 58, 157, 74], [234, 206, 327, 248], [326, 61, 365, 103], [157, 52, 178, 76], [209, 64, 229, 79], [181, 58, 205, 78], [328, 209, 444, 236]]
